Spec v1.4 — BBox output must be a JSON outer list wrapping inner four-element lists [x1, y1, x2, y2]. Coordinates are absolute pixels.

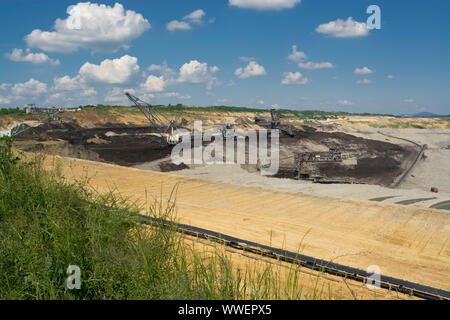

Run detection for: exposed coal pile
[[275, 126, 416, 186], [16, 122, 174, 167], [87, 135, 172, 166], [15, 122, 415, 186]]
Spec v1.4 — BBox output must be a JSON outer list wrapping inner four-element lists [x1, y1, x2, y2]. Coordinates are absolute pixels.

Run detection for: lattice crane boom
[[124, 92, 178, 144]]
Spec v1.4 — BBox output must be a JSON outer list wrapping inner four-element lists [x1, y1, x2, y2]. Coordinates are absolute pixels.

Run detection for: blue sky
[[0, 0, 449, 114]]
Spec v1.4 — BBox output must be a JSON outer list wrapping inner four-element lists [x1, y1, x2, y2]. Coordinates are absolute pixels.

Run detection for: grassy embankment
[[0, 136, 336, 300]]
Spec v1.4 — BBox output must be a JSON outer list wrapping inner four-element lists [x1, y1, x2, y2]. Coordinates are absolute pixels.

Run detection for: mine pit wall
[[13, 121, 417, 186]]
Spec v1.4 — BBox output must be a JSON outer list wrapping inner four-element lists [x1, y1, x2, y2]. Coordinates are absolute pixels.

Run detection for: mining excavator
[[254, 108, 294, 137], [124, 92, 179, 145]]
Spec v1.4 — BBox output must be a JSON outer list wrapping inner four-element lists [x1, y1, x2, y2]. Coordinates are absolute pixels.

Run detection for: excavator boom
[[124, 92, 178, 144]]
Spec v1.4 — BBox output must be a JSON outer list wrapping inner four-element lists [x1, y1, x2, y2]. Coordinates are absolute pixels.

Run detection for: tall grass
[[0, 136, 339, 300]]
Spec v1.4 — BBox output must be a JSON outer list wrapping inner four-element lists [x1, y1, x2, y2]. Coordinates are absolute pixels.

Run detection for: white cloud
[[404, 98, 415, 103], [53, 75, 84, 91], [0, 95, 11, 105], [141, 75, 166, 92], [297, 61, 334, 70], [209, 66, 220, 73], [146, 61, 177, 81], [45, 93, 66, 104], [387, 75, 394, 79], [0, 84, 11, 90], [148, 64, 162, 71], [79, 55, 139, 84], [167, 9, 212, 31], [6, 48, 60, 66], [354, 67, 373, 75], [229, 0, 302, 10], [105, 87, 132, 104], [316, 17, 369, 38], [12, 78, 48, 96], [178, 60, 219, 89], [166, 20, 191, 31], [81, 88, 97, 97], [239, 56, 256, 62], [183, 9, 205, 24], [281, 72, 308, 85], [25, 2, 150, 53], [287, 45, 334, 70], [162, 92, 191, 99], [287, 45, 307, 63], [356, 79, 372, 85], [338, 99, 354, 106], [235, 61, 267, 79], [257, 100, 265, 105]]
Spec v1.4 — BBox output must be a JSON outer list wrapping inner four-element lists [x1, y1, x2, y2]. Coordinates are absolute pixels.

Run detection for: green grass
[[0, 136, 342, 300], [0, 107, 26, 116]]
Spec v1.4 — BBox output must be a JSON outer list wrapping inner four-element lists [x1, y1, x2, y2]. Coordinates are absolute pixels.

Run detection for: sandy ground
[[184, 236, 417, 300], [43, 155, 450, 293]]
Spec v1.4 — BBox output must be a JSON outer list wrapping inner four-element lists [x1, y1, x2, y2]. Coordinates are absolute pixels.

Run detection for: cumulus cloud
[[281, 72, 308, 85], [338, 99, 354, 106], [141, 75, 166, 92], [287, 45, 334, 70], [162, 92, 191, 99], [79, 55, 139, 84], [0, 95, 11, 105], [354, 67, 373, 75], [167, 9, 212, 31], [239, 56, 257, 62], [51, 74, 98, 99], [183, 9, 205, 24], [297, 61, 334, 70], [356, 79, 371, 85], [12, 78, 48, 96], [178, 60, 219, 89], [25, 2, 150, 53], [404, 98, 415, 103], [166, 20, 191, 31], [6, 48, 60, 66], [229, 0, 301, 10], [235, 61, 267, 79], [287, 45, 307, 63], [316, 17, 369, 38], [53, 75, 84, 91], [0, 84, 11, 90], [387, 75, 394, 79], [104, 87, 133, 104], [81, 88, 97, 96]]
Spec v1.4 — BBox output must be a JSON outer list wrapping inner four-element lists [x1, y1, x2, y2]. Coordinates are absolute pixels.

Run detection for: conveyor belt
[[138, 214, 450, 300]]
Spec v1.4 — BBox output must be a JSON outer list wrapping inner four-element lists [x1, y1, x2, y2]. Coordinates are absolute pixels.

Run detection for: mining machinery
[[270, 108, 294, 137], [124, 92, 179, 145], [294, 147, 343, 180]]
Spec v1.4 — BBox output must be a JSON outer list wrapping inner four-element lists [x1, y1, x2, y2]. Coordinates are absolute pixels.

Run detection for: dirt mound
[[276, 126, 416, 186], [16, 121, 174, 166]]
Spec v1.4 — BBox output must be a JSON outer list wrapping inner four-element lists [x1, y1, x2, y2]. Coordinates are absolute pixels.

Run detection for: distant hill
[[400, 112, 446, 118], [413, 112, 441, 117]]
